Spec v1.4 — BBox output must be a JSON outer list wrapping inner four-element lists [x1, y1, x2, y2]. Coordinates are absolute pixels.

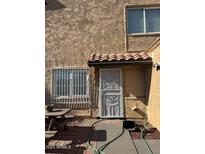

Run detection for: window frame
[[126, 7, 160, 36], [51, 68, 90, 99]]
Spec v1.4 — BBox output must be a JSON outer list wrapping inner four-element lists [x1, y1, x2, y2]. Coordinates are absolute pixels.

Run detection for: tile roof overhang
[[87, 52, 152, 67]]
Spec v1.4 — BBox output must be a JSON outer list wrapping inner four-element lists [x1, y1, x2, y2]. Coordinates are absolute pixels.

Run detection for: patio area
[[45, 119, 160, 154]]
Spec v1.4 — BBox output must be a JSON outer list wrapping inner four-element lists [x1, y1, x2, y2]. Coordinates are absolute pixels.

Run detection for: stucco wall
[[123, 67, 145, 97], [45, 0, 160, 94], [123, 65, 152, 118], [147, 43, 160, 130], [127, 35, 159, 51], [124, 97, 146, 118]]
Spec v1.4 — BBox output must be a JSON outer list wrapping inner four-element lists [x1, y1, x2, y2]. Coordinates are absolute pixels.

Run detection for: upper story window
[[127, 8, 160, 35]]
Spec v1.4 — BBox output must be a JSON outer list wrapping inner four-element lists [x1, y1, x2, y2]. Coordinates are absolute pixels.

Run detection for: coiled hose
[[88, 117, 154, 154], [140, 113, 154, 154], [88, 119, 105, 154], [87, 119, 125, 154]]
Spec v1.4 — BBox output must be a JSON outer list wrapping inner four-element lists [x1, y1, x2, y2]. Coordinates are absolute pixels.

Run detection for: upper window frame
[[126, 7, 160, 36]]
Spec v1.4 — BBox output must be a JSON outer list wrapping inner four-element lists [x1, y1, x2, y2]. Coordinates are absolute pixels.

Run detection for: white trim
[[70, 70, 73, 96], [144, 7, 159, 10], [127, 32, 160, 36], [59, 69, 61, 100], [143, 8, 146, 33], [124, 5, 128, 52], [50, 69, 53, 104], [86, 72, 89, 96], [52, 66, 89, 69], [99, 69, 102, 117], [99, 68, 124, 118], [124, 3, 160, 8], [127, 7, 159, 10]]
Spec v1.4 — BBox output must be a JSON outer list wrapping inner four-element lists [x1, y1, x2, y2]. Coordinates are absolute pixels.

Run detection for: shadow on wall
[[125, 65, 152, 118], [45, 88, 51, 105], [141, 65, 152, 116], [45, 0, 66, 11], [145, 65, 152, 106]]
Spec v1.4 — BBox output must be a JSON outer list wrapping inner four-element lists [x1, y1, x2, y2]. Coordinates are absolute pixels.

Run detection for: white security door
[[99, 69, 123, 118]]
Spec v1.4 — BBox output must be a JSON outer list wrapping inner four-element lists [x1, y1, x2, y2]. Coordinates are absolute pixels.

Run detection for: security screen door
[[99, 69, 123, 118]]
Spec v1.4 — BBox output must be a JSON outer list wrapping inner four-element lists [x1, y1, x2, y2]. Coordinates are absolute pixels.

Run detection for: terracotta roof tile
[[116, 54, 124, 61], [108, 54, 116, 61], [88, 52, 151, 64]]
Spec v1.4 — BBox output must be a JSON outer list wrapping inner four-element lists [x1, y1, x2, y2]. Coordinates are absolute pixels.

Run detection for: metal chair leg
[[48, 118, 54, 131]]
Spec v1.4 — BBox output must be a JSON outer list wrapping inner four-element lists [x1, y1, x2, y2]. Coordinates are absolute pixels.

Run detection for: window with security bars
[[52, 68, 90, 103]]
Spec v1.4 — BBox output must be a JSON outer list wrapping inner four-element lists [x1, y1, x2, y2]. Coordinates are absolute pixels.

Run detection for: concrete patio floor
[[45, 119, 160, 154]]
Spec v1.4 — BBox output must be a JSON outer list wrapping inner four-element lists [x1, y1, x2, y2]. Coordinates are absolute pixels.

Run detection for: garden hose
[[88, 143, 105, 154], [88, 117, 154, 154], [140, 113, 154, 154], [88, 119, 125, 154], [97, 125, 124, 152], [88, 119, 105, 154]]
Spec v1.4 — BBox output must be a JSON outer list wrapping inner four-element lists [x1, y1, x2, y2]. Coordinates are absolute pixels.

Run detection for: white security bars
[[52, 67, 90, 104]]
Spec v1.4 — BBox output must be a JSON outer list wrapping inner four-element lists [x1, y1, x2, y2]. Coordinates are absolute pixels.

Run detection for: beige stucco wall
[[123, 65, 152, 118], [127, 35, 159, 51], [124, 97, 146, 118], [45, 0, 160, 118], [45, 0, 160, 96], [147, 43, 160, 130], [123, 67, 145, 97]]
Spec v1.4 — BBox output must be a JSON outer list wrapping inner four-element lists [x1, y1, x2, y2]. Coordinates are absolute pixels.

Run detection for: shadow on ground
[[45, 126, 106, 154]]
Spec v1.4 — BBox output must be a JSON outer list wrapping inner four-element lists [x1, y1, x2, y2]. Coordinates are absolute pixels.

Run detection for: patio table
[[45, 108, 71, 131]]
